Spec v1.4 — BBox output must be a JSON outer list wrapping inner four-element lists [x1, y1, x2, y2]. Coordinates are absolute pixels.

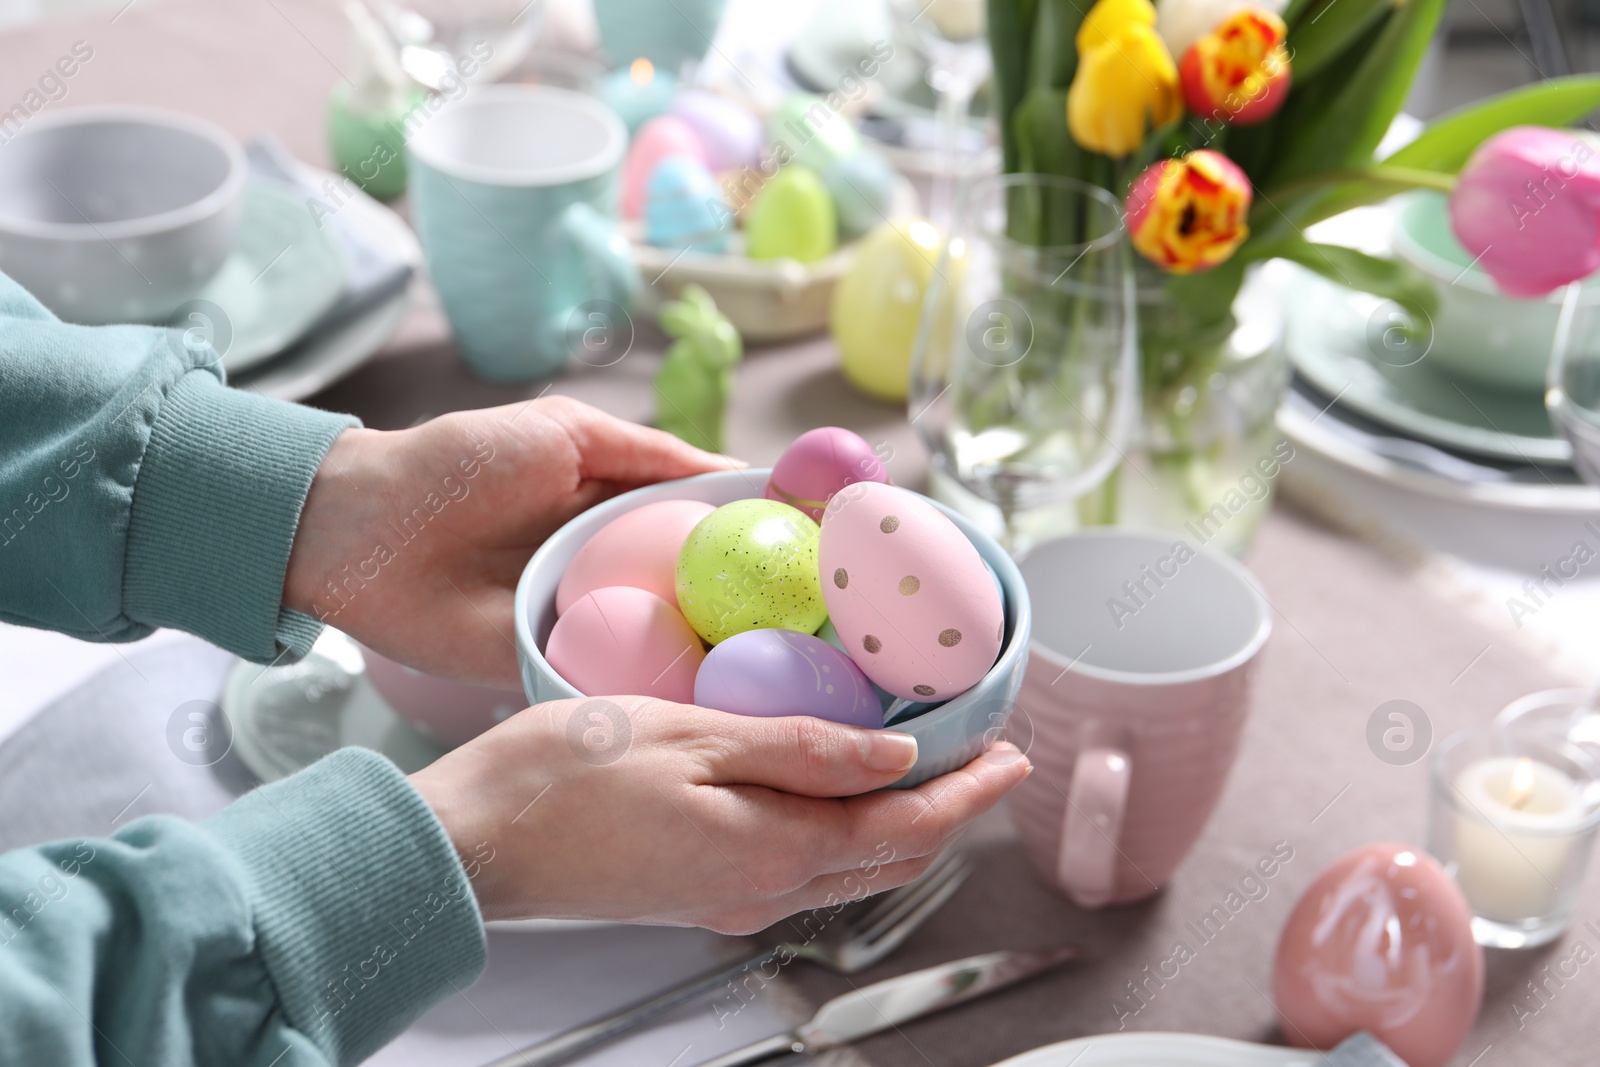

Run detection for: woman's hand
[[283, 397, 734, 688], [408, 697, 1031, 931]]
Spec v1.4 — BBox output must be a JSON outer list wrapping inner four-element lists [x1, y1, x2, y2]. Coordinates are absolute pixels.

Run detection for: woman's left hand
[[283, 397, 736, 688]]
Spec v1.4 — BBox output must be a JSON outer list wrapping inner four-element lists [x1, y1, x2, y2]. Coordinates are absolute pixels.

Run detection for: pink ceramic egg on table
[[556, 499, 715, 615], [545, 585, 705, 703], [1274, 843, 1484, 1067], [818, 482, 1003, 701], [622, 115, 707, 219], [765, 426, 891, 522], [695, 629, 880, 727]]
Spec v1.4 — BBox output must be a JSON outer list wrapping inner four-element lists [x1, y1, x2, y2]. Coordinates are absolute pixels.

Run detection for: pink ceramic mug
[[1006, 529, 1271, 908]]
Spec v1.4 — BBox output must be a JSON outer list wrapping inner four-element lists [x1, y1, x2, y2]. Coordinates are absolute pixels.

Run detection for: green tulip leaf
[[1286, 0, 1393, 82], [989, 0, 1038, 171], [1385, 75, 1600, 173], [1256, 237, 1439, 323]]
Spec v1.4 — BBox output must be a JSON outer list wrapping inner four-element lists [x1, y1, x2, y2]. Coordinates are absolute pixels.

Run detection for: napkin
[[238, 134, 414, 362]]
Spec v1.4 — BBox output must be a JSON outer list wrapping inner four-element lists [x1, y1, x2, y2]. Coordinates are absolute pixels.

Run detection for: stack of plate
[[1276, 204, 1600, 513], [207, 137, 421, 401]]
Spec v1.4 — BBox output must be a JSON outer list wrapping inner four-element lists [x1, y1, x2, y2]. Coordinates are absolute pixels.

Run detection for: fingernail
[[862, 731, 918, 773]]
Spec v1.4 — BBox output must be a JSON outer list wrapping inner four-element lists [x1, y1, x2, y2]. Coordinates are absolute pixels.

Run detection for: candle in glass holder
[[1452, 756, 1582, 921], [600, 58, 676, 134]]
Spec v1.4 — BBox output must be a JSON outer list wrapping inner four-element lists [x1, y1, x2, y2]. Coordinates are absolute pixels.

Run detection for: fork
[[481, 850, 973, 1067]]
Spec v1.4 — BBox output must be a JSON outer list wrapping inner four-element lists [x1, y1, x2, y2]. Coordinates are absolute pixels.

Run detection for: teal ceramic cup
[[407, 85, 638, 382], [592, 0, 727, 69]]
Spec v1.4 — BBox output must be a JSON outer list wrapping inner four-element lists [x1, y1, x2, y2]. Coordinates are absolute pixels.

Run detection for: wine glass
[[908, 172, 1138, 554], [886, 0, 992, 223]]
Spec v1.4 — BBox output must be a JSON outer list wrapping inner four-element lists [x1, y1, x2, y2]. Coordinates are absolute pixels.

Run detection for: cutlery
[[691, 945, 1083, 1067], [482, 850, 971, 1067]]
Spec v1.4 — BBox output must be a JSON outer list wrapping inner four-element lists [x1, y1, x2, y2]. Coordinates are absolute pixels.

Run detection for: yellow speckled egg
[[675, 499, 827, 644]]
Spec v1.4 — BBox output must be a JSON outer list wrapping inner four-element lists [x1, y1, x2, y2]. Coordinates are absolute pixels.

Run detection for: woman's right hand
[[408, 697, 1030, 933]]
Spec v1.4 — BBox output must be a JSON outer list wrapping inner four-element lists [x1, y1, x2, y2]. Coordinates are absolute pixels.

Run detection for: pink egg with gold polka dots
[[818, 482, 1002, 701]]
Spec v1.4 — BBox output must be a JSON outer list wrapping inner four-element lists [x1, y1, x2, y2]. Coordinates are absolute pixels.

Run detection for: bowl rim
[[1018, 527, 1272, 687], [514, 467, 1032, 727], [0, 104, 247, 242]]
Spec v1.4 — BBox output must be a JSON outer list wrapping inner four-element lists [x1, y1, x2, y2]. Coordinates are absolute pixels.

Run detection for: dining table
[[2, 1, 1600, 1065]]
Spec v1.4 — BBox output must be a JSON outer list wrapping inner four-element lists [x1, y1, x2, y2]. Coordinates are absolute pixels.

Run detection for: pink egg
[[622, 116, 708, 219], [1274, 843, 1484, 1067], [557, 499, 716, 615], [818, 482, 1002, 701], [545, 586, 705, 703], [764, 426, 891, 522]]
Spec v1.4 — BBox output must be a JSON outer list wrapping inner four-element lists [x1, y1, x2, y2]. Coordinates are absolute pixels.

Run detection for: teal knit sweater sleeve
[[0, 750, 488, 1066], [0, 272, 489, 1062], [0, 270, 349, 662]]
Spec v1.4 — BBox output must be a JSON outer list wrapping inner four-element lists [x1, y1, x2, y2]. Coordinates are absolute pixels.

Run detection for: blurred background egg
[[745, 166, 837, 264], [1273, 843, 1483, 1067], [764, 426, 890, 521], [767, 93, 861, 173], [819, 483, 1002, 701], [822, 152, 896, 241], [830, 218, 949, 401], [670, 90, 762, 172], [621, 115, 707, 218], [676, 498, 826, 644], [645, 156, 731, 253], [557, 499, 715, 615], [546, 585, 705, 703], [695, 629, 880, 727]]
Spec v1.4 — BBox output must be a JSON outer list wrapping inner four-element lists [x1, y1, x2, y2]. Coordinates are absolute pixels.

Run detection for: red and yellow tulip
[[1178, 8, 1291, 126], [1125, 150, 1253, 273]]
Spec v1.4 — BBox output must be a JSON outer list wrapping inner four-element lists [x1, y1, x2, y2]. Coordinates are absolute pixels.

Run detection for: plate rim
[[985, 1032, 1318, 1067]]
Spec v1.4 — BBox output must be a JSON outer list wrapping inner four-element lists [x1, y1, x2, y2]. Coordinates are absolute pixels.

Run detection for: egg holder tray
[[513, 468, 1031, 789]]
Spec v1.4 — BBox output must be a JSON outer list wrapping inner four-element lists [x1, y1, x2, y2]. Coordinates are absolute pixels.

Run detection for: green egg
[[745, 166, 838, 264], [767, 93, 862, 174], [675, 499, 827, 644]]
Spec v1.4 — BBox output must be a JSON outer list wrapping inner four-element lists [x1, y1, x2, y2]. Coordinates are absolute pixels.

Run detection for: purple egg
[[764, 426, 891, 522], [669, 90, 762, 172], [694, 629, 881, 727]]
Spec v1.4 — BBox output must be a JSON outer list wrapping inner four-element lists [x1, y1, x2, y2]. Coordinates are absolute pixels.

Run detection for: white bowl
[[513, 469, 1031, 789], [0, 106, 246, 324]]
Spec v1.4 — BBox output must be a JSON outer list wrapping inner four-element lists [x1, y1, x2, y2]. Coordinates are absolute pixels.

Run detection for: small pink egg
[[545, 586, 705, 703], [818, 483, 1002, 701], [622, 116, 708, 219], [764, 426, 891, 522], [1274, 843, 1484, 1067], [557, 499, 716, 615]]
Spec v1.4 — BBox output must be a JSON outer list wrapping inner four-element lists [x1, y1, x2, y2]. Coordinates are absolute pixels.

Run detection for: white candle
[[1452, 756, 1584, 921]]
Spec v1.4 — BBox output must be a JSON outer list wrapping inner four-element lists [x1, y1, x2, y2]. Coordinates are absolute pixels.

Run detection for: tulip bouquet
[[988, 0, 1600, 537]]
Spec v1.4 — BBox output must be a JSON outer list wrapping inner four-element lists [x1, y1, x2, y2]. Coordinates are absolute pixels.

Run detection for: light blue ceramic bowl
[[513, 469, 1031, 789]]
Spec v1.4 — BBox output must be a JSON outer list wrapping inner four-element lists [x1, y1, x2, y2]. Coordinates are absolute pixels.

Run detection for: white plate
[[989, 1033, 1320, 1067], [232, 164, 419, 400]]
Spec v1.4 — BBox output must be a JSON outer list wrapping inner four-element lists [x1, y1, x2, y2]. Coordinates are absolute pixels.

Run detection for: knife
[[689, 946, 1082, 1067]]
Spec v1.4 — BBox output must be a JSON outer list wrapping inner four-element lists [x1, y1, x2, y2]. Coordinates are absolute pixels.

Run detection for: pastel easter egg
[[622, 115, 707, 219], [831, 218, 948, 401], [764, 426, 890, 521], [1274, 843, 1483, 1067], [768, 93, 862, 174], [818, 482, 1002, 701], [823, 151, 897, 240], [676, 498, 827, 644], [645, 156, 731, 254], [670, 90, 762, 171], [557, 499, 716, 615], [545, 585, 705, 703], [745, 166, 837, 263], [695, 628, 880, 727]]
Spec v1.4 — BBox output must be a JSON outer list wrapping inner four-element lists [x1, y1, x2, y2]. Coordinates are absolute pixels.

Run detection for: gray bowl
[[514, 469, 1032, 789], [0, 106, 246, 324]]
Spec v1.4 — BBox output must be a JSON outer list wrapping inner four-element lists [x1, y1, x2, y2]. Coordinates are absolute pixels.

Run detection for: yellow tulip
[[1076, 0, 1157, 53], [1067, 21, 1182, 157]]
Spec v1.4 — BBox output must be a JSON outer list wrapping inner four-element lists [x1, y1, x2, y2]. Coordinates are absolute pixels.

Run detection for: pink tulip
[[1449, 126, 1600, 297]]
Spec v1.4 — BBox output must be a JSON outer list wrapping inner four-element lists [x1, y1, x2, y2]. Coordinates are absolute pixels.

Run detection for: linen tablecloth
[[2, 4, 1596, 1066]]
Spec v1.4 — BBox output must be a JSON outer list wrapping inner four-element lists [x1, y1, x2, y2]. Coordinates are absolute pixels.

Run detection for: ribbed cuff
[[204, 749, 487, 1065], [123, 371, 358, 663]]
